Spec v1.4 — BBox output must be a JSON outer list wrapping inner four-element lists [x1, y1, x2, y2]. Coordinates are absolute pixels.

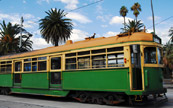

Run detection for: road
[[0, 89, 173, 108]]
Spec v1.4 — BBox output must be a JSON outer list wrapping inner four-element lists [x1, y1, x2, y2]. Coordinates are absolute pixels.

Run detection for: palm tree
[[131, 2, 141, 23], [0, 20, 32, 55], [120, 6, 128, 31], [124, 20, 144, 33], [39, 8, 73, 46], [169, 27, 173, 42]]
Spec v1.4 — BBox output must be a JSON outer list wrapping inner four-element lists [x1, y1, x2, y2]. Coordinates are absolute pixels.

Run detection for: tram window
[[144, 47, 157, 64], [66, 58, 76, 69], [32, 58, 37, 61], [92, 49, 105, 54], [157, 48, 163, 64], [24, 63, 31, 71], [14, 74, 21, 83], [0, 65, 5, 73], [51, 57, 61, 70], [32, 62, 37, 71], [24, 58, 31, 62], [51, 72, 61, 84], [78, 51, 90, 55], [7, 61, 12, 63], [15, 62, 22, 72], [1, 62, 5, 64], [38, 57, 47, 60], [78, 56, 90, 69], [6, 65, 12, 72], [107, 53, 124, 67], [66, 53, 76, 57], [38, 61, 47, 71], [107, 47, 123, 52], [92, 55, 106, 68]]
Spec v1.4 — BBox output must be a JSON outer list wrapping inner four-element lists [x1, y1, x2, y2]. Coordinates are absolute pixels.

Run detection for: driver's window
[[144, 47, 157, 64]]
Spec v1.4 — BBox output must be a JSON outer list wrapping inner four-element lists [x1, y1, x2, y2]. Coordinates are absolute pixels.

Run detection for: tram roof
[[0, 32, 154, 60]]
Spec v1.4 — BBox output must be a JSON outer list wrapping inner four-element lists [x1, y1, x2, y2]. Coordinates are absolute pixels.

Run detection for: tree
[[120, 6, 128, 31], [0, 20, 32, 55], [169, 27, 173, 42], [39, 8, 73, 46], [123, 20, 144, 33], [131, 2, 141, 23]]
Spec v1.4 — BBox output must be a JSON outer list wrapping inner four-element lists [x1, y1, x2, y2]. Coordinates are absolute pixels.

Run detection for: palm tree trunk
[[124, 17, 126, 32], [151, 0, 156, 35]]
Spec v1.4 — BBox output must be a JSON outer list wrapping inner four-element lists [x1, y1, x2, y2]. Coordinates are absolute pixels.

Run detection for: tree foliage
[[120, 6, 128, 31], [121, 20, 144, 33], [131, 2, 141, 22], [0, 20, 33, 55], [39, 8, 73, 46]]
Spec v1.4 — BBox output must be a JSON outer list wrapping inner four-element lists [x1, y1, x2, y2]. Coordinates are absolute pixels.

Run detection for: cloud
[[69, 29, 89, 41], [147, 16, 161, 21], [147, 28, 170, 44], [109, 16, 133, 25], [103, 31, 119, 37], [66, 12, 92, 24], [54, 0, 79, 10], [101, 25, 108, 28], [37, 0, 50, 4], [23, 0, 26, 3], [0, 13, 38, 29]]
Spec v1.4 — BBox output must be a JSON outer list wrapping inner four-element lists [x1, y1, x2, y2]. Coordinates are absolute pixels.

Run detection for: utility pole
[[19, 17, 24, 48], [151, 0, 156, 35]]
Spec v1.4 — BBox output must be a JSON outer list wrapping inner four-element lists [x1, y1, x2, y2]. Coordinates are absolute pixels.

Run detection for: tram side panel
[[0, 73, 13, 87], [62, 68, 129, 92]]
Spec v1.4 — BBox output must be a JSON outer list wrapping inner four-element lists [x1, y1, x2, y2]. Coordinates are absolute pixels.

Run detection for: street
[[0, 89, 173, 108]]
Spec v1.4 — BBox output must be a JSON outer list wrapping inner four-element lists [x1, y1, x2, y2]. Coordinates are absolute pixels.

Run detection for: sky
[[0, 0, 173, 50]]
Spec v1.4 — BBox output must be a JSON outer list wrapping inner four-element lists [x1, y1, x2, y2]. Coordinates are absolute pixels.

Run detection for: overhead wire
[[147, 16, 173, 29]]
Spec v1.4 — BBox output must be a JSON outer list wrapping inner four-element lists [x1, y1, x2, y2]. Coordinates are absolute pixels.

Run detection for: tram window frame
[[37, 56, 47, 71], [157, 47, 163, 64], [64, 46, 124, 70], [50, 56, 61, 70], [144, 47, 157, 64], [0, 61, 12, 74], [14, 61, 22, 72]]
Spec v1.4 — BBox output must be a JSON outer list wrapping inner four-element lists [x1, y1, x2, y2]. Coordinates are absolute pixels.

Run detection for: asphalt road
[[0, 89, 173, 108]]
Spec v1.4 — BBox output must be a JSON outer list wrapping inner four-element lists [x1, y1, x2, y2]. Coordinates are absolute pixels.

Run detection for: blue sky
[[0, 0, 172, 49]]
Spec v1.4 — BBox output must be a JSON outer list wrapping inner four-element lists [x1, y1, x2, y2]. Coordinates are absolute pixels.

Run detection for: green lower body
[[0, 67, 166, 97]]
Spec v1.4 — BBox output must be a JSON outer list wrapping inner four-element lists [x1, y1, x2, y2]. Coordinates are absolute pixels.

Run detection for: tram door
[[14, 61, 22, 87], [130, 45, 143, 90], [50, 56, 62, 89]]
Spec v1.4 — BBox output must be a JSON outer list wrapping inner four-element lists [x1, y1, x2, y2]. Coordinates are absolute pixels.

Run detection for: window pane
[[157, 48, 163, 64], [14, 74, 21, 83], [0, 65, 5, 73], [51, 57, 61, 70], [15, 62, 22, 72], [32, 58, 37, 61], [32, 62, 37, 71], [92, 49, 105, 54], [24, 58, 31, 62], [6, 65, 12, 72], [24, 63, 31, 71], [144, 47, 156, 64], [78, 56, 90, 69], [51, 72, 61, 84], [66, 58, 76, 63], [66, 53, 76, 57], [38, 57, 47, 60], [107, 47, 123, 52], [92, 55, 106, 68], [78, 51, 90, 55], [38, 61, 47, 71], [66, 64, 76, 70]]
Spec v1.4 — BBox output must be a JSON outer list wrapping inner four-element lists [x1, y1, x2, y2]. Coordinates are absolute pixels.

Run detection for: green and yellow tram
[[0, 32, 167, 105]]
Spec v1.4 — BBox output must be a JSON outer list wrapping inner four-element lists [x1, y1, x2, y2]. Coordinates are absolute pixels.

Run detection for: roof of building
[[0, 32, 153, 60]]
